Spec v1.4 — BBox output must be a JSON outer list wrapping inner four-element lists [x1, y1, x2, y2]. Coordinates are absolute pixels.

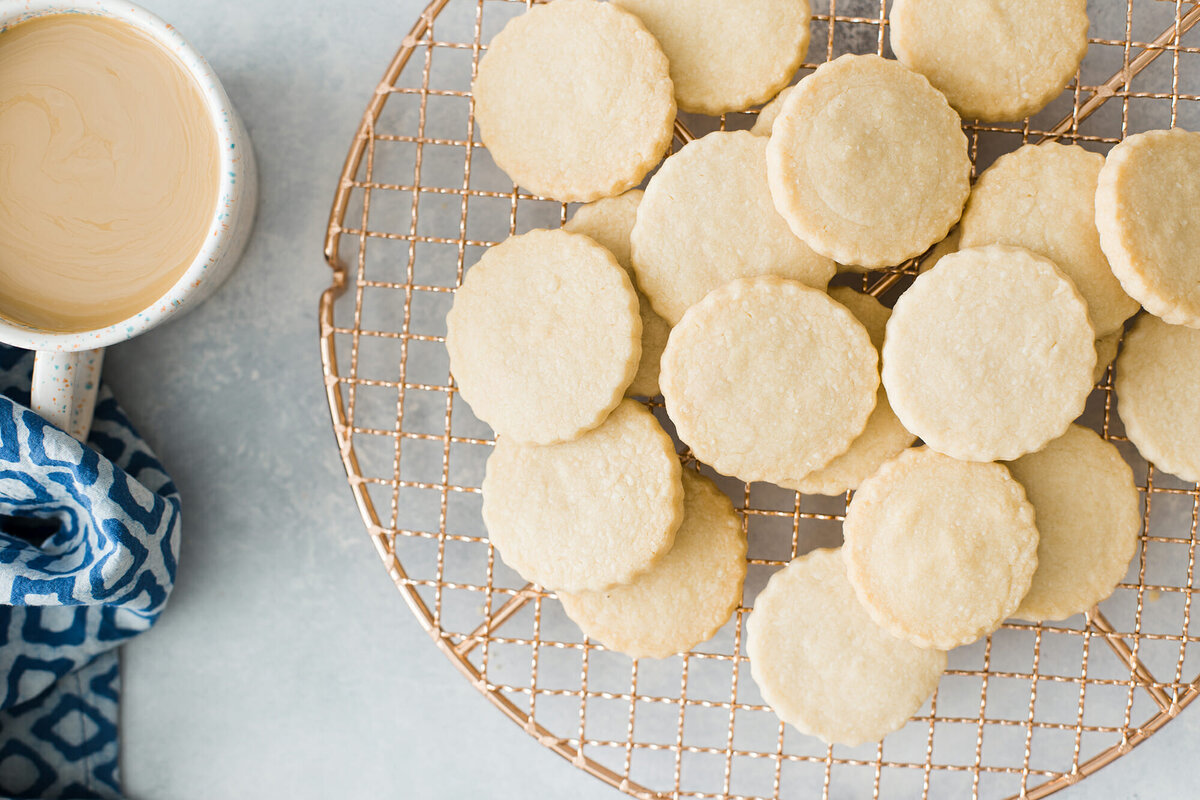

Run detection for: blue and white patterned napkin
[[0, 347, 181, 799]]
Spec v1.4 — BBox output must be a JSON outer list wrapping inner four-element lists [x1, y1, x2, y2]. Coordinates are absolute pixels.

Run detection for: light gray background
[[107, 0, 1200, 797]]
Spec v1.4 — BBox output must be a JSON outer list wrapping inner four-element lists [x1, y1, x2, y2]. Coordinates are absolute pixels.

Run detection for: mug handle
[[31, 349, 105, 442]]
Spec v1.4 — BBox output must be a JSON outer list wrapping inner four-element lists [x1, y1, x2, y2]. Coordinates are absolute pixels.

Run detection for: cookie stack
[[443, 0, 1200, 748]]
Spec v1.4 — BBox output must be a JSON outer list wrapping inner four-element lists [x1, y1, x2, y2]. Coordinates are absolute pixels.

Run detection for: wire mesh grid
[[319, 1, 1200, 797]]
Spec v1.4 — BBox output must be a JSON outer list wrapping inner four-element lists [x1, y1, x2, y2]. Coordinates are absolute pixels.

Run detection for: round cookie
[[766, 54, 971, 268], [918, 226, 960, 274], [750, 84, 795, 137], [611, 0, 810, 115], [1094, 330, 1122, 384], [1006, 425, 1141, 622], [631, 131, 835, 325], [559, 469, 747, 659], [660, 276, 878, 485], [960, 143, 1139, 336], [1115, 314, 1200, 483], [882, 245, 1096, 462], [889, 0, 1089, 122], [482, 400, 684, 593], [472, 0, 675, 202], [747, 549, 947, 746], [779, 288, 916, 496], [842, 447, 1040, 650], [564, 191, 671, 397], [1096, 128, 1200, 328], [446, 229, 641, 445]]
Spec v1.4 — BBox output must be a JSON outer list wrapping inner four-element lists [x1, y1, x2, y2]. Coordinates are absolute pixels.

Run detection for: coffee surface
[[0, 14, 219, 332]]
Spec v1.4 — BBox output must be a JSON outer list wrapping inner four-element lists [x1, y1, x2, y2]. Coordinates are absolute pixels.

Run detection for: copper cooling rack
[[320, 1, 1200, 797]]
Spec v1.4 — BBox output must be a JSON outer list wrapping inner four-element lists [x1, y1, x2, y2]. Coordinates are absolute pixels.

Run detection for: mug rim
[[0, 0, 246, 352]]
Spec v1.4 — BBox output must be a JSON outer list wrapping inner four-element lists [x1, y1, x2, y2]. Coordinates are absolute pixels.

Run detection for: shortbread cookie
[[661, 276, 878, 484], [960, 143, 1139, 335], [842, 448, 1040, 649], [918, 226, 960, 274], [482, 400, 684, 593], [747, 549, 947, 746], [1115, 315, 1200, 483], [1096, 128, 1200, 328], [1094, 330, 1121, 384], [559, 470, 746, 659], [828, 288, 891, 352], [565, 191, 670, 397], [750, 84, 795, 136], [780, 288, 916, 496], [766, 54, 970, 268], [1007, 425, 1141, 622], [889, 0, 1088, 122], [612, 0, 810, 115], [632, 131, 835, 325], [446, 229, 641, 444], [473, 0, 675, 202], [883, 245, 1095, 462]]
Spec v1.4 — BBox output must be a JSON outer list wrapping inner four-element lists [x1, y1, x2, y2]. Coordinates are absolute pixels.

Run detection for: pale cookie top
[[445, 229, 641, 445], [612, 0, 810, 115], [565, 191, 671, 398], [780, 288, 916, 496], [1007, 425, 1141, 623], [559, 470, 747, 659], [632, 131, 835, 325], [960, 143, 1139, 336], [889, 0, 1088, 122], [1096, 128, 1200, 328], [882, 245, 1096, 462], [660, 276, 878, 485], [481, 400, 684, 593], [750, 85, 795, 136], [747, 549, 947, 746], [1115, 314, 1200, 483], [766, 54, 971, 268], [842, 448, 1040, 650], [1094, 330, 1121, 385], [472, 0, 675, 202]]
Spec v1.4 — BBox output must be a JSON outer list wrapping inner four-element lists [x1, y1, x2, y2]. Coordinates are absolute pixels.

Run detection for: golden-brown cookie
[[611, 0, 810, 115], [747, 549, 947, 746], [842, 447, 1039, 650], [1115, 314, 1200, 483], [660, 276, 878, 485], [559, 470, 746, 659], [780, 288, 916, 496], [750, 84, 795, 136], [1094, 330, 1122, 384], [482, 400, 683, 593], [1096, 128, 1200, 328], [889, 0, 1089, 122], [959, 143, 1139, 335], [918, 226, 960, 274], [472, 0, 675, 202], [1006, 425, 1141, 622], [766, 54, 971, 268], [564, 191, 671, 397], [445, 229, 641, 445]]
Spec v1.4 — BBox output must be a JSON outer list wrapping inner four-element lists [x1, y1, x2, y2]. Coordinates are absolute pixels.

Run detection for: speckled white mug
[[0, 0, 257, 441]]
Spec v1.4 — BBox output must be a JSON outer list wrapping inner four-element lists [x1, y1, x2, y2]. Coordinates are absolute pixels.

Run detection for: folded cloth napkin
[[0, 346, 181, 799]]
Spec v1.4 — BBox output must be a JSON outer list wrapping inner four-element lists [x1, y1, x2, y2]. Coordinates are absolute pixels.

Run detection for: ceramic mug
[[0, 0, 257, 440]]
